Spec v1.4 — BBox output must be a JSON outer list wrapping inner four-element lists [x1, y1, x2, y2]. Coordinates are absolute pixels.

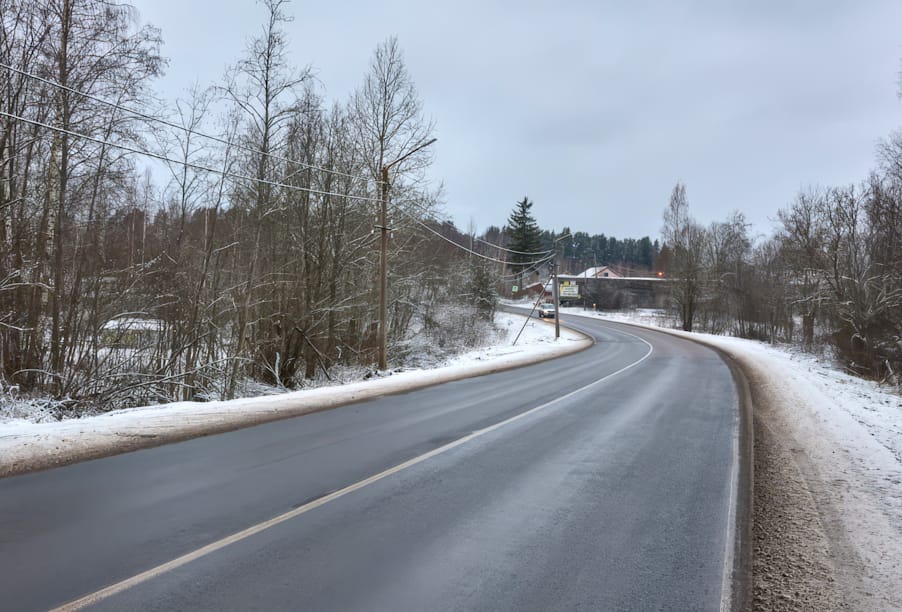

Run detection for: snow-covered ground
[[560, 305, 901, 467], [0, 313, 589, 477], [557, 304, 902, 609]]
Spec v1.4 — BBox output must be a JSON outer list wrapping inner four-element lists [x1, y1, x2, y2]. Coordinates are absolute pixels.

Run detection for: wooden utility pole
[[378, 165, 390, 371], [553, 261, 561, 339], [551, 231, 570, 340], [376, 138, 437, 371]]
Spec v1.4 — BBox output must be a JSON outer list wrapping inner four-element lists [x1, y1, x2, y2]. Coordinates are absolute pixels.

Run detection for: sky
[[130, 0, 902, 241]]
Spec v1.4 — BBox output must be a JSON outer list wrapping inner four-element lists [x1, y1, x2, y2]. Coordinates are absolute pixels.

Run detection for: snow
[[556, 305, 902, 602], [5, 301, 899, 594], [560, 305, 902, 473], [3, 300, 899, 599], [0, 313, 589, 476], [101, 317, 163, 331]]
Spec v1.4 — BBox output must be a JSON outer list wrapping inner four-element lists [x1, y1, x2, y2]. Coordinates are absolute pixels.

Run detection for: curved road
[[0, 314, 744, 611]]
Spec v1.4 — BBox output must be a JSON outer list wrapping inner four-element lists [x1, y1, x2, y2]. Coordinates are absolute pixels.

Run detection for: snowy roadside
[[0, 313, 590, 478], [560, 306, 902, 610]]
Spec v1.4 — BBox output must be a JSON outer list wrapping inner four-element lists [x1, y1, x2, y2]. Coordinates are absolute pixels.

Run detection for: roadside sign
[[512, 285, 519, 293], [560, 286, 579, 297], [560, 283, 579, 298]]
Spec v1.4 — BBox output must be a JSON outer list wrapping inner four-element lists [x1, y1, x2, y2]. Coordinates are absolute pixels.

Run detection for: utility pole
[[378, 165, 390, 371], [377, 137, 437, 371], [553, 260, 561, 339], [551, 231, 570, 340]]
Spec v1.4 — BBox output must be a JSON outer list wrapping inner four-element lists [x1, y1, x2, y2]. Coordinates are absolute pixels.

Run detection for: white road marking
[[719, 379, 742, 612], [52, 328, 654, 611], [588, 316, 743, 611]]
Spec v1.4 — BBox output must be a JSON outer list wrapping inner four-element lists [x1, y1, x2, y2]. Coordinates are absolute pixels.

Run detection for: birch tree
[[350, 36, 436, 364], [219, 0, 309, 397]]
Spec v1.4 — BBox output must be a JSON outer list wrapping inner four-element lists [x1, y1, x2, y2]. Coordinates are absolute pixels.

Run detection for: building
[[556, 267, 669, 309], [576, 266, 622, 279]]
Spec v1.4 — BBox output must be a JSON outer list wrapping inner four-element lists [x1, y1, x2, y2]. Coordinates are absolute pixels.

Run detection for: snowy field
[[0, 313, 589, 476]]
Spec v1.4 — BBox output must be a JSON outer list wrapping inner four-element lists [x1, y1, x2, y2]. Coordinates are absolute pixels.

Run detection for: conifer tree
[[505, 196, 543, 274]]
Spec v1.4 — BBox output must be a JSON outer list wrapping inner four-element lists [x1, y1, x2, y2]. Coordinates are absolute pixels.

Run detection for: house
[[519, 280, 548, 298], [556, 267, 669, 308], [100, 317, 164, 349], [577, 265, 622, 279]]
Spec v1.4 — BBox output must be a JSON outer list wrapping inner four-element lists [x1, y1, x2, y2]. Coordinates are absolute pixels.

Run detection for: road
[[0, 314, 745, 611]]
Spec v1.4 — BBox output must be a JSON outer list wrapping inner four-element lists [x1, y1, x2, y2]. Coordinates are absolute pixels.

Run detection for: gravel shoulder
[[594, 316, 902, 612], [744, 363, 900, 611], [750, 383, 853, 610]]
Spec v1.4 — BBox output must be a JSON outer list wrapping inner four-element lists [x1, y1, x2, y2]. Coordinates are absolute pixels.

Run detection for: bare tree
[[350, 36, 436, 366], [0, 0, 162, 398], [661, 181, 706, 331], [702, 211, 750, 334], [219, 0, 309, 398]]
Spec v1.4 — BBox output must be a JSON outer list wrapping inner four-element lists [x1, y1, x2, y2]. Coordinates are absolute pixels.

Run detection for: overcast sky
[[131, 0, 902, 240]]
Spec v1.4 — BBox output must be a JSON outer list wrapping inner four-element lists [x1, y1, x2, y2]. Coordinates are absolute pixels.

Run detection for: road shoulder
[[585, 315, 900, 611], [0, 316, 592, 478]]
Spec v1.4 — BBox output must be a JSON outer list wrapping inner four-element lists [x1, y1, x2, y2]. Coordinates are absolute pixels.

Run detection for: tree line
[[661, 128, 902, 384], [549, 231, 658, 275], [483, 196, 661, 278], [0, 0, 499, 409]]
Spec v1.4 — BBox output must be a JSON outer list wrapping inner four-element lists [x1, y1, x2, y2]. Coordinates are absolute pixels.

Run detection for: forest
[[0, 0, 530, 410], [1, 0, 650, 412]]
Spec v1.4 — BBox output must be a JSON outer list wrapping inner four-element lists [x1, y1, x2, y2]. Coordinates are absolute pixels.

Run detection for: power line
[[398, 208, 552, 267], [404, 215, 511, 264], [400, 197, 552, 256], [0, 61, 377, 184], [497, 255, 555, 280], [0, 109, 384, 204], [8, 106, 555, 290], [3, 70, 551, 265], [473, 235, 552, 256], [393, 201, 555, 272]]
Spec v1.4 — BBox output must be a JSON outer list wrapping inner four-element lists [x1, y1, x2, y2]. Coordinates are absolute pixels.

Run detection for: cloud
[[135, 0, 902, 239]]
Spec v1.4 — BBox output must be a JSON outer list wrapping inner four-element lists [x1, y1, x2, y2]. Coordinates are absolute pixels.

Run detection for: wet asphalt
[[0, 314, 739, 611]]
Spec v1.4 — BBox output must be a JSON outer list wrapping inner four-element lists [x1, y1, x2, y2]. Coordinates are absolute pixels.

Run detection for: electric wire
[[5, 107, 544, 267], [0, 110, 383, 204], [0, 61, 376, 184], [6, 107, 543, 269], [2, 61, 550, 261], [394, 205, 553, 267], [410, 218, 513, 264], [496, 255, 555, 281], [2, 67, 554, 269], [473, 235, 552, 256], [401, 196, 553, 256]]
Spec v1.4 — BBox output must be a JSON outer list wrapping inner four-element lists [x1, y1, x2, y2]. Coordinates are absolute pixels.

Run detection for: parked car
[[538, 303, 556, 318]]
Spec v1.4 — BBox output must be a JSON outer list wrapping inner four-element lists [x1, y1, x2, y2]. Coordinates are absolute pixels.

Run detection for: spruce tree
[[506, 197, 543, 273], [469, 260, 498, 321]]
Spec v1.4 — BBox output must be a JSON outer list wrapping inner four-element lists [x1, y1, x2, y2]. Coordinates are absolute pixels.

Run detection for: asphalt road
[[0, 313, 743, 611]]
